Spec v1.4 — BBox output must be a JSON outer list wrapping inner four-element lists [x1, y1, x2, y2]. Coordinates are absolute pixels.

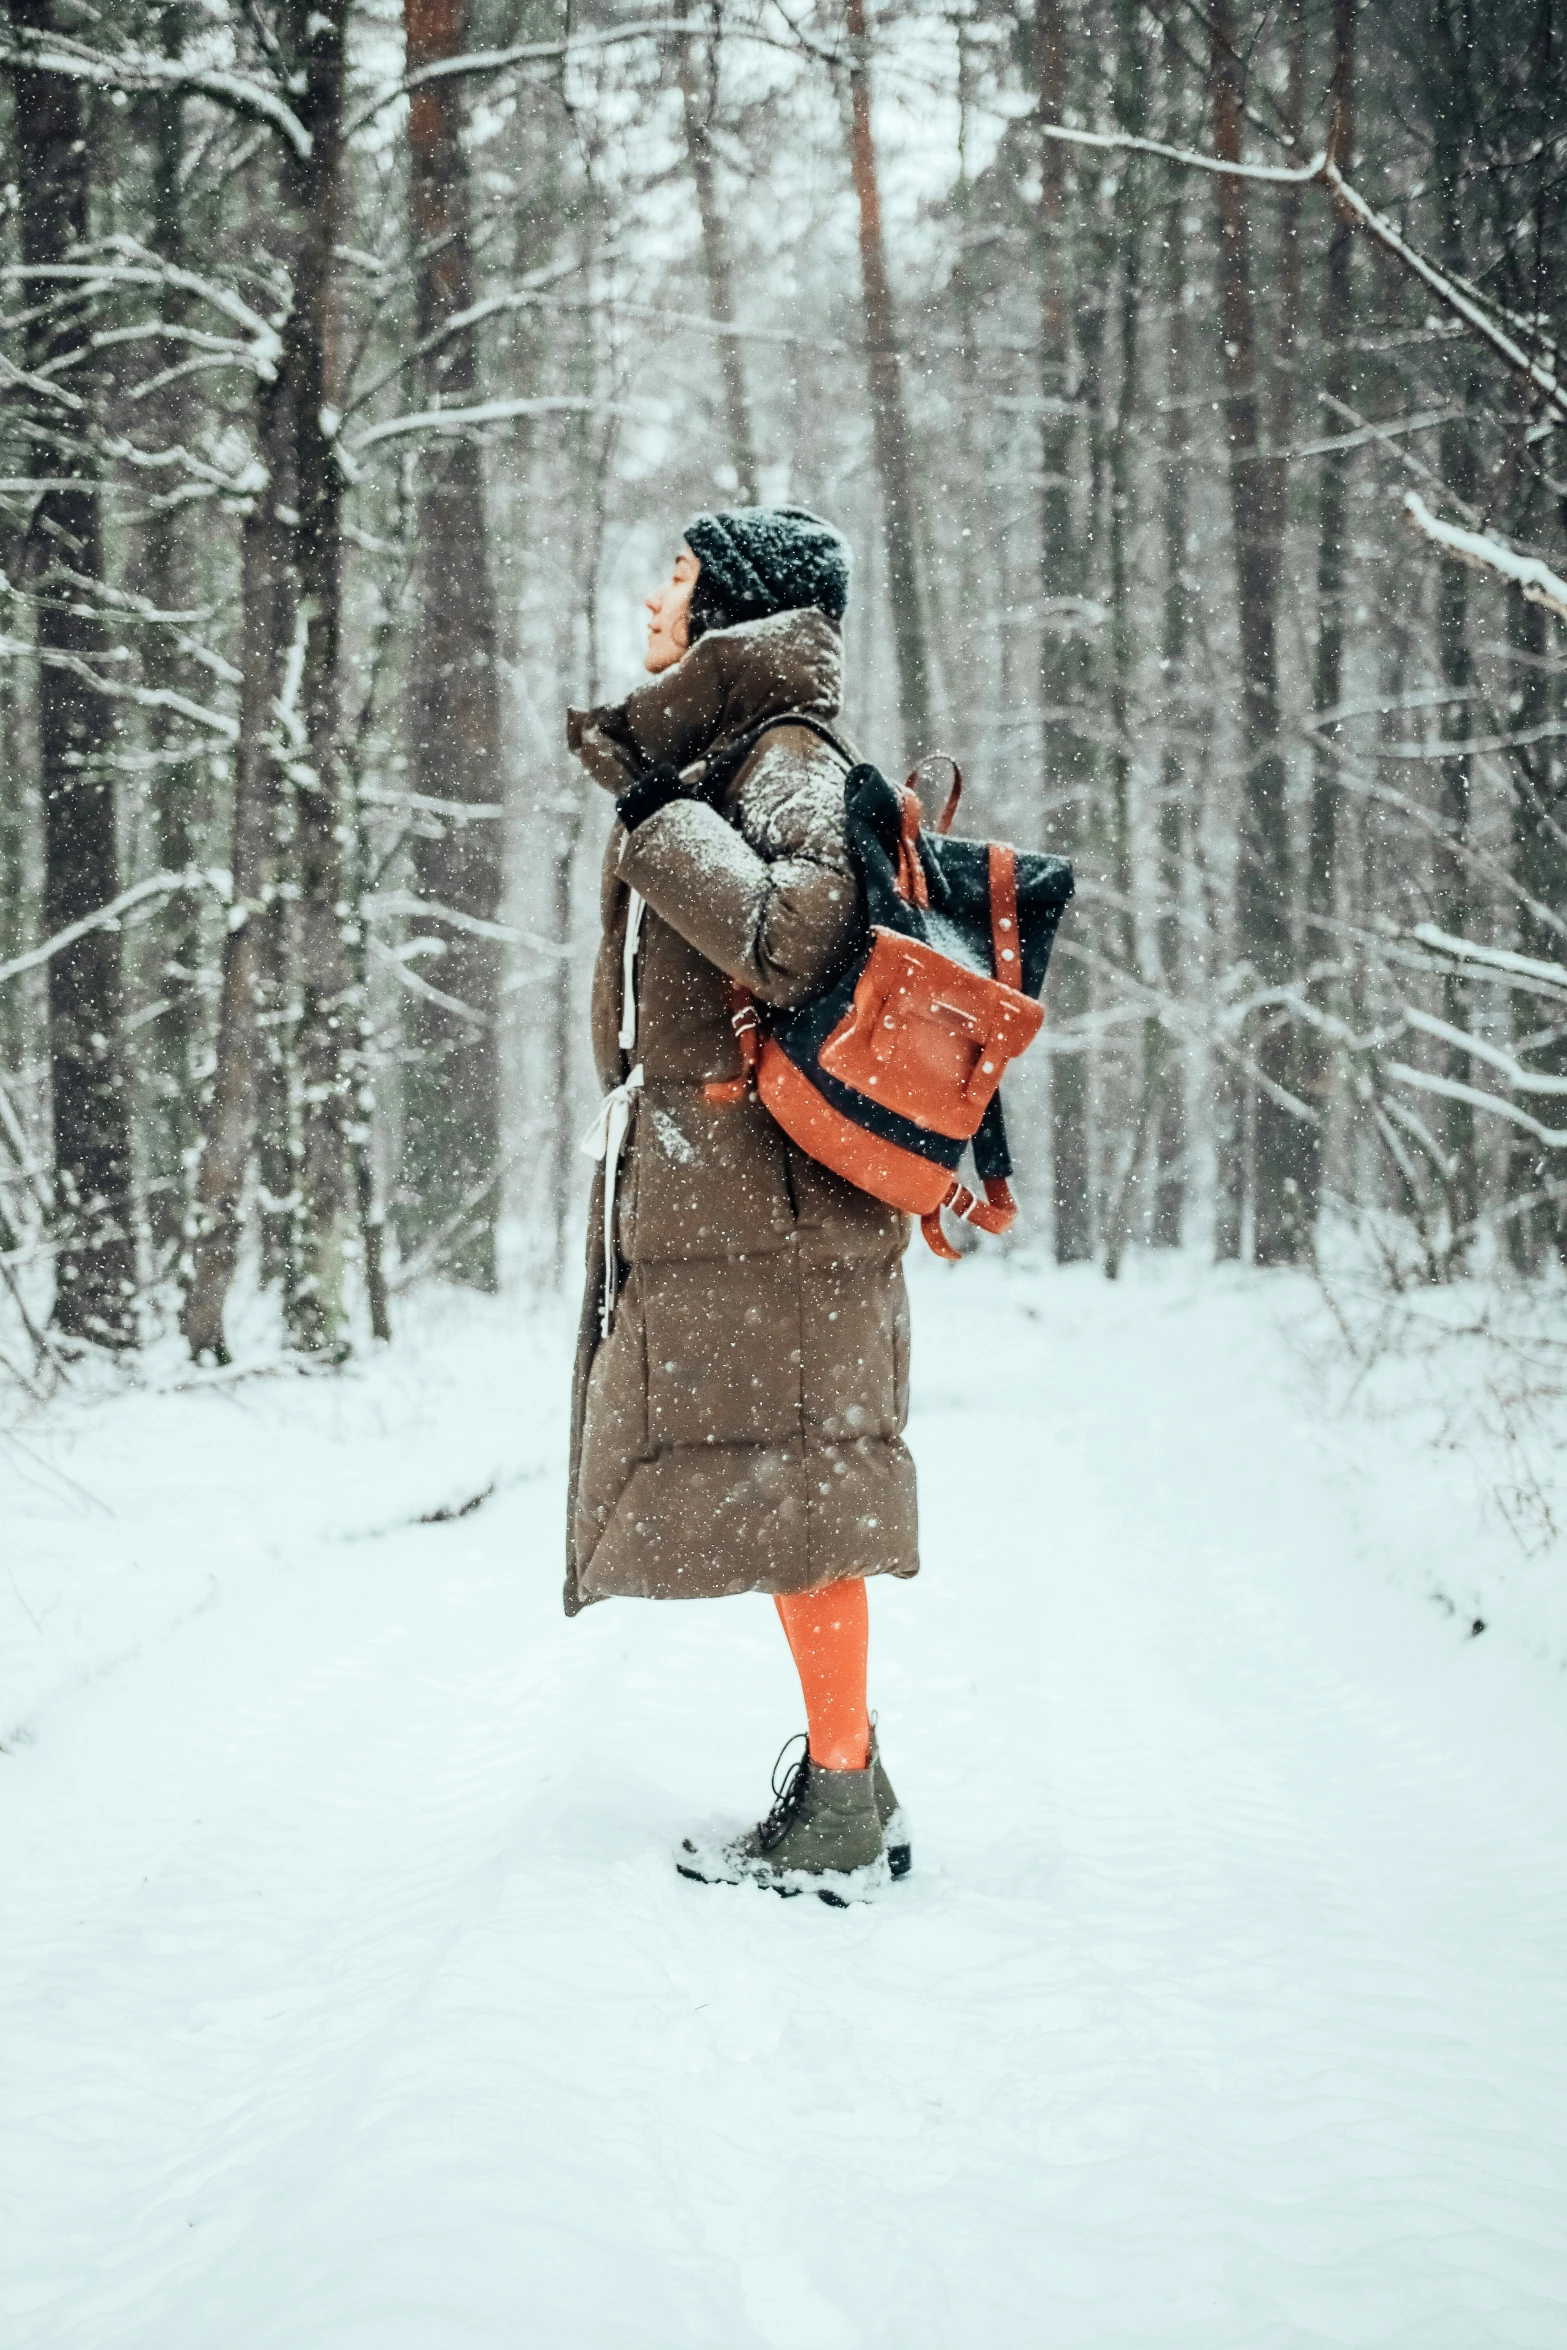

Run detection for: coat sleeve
[[615, 741, 859, 1007]]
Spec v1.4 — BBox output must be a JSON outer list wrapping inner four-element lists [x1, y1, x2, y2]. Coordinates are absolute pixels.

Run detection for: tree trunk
[[398, 0, 506, 1293], [1301, 0, 1357, 1243], [0, 658, 24, 1084], [844, 0, 932, 764], [10, 0, 136, 1346], [675, 10, 759, 504], [947, 15, 984, 731], [180, 373, 293, 1363], [1075, 206, 1113, 1261], [1429, 18, 1479, 1249], [1150, 17, 1190, 1250], [1101, 0, 1149, 1282], [254, 466, 299, 1308], [1503, 471, 1567, 1271], [136, 7, 205, 1270], [285, 0, 355, 1354], [1033, 0, 1091, 1265], [1209, 0, 1307, 1267], [1500, 3, 1567, 1267]]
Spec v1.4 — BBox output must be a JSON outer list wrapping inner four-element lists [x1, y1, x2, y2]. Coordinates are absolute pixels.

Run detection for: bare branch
[[1290, 405, 1461, 460], [1011, 130, 1567, 425]]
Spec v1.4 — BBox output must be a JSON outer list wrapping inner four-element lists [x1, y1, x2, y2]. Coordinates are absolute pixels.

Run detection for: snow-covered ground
[[4, 1255, 1566, 2350]]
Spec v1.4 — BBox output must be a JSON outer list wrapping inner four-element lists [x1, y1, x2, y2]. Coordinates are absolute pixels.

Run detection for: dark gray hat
[[683, 505, 851, 639]]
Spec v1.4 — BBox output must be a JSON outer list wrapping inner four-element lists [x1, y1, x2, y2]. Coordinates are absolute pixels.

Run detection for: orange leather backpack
[[708, 743, 1075, 1258]]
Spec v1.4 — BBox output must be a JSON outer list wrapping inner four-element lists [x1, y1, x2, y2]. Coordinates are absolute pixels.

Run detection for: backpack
[[698, 719, 1075, 1258]]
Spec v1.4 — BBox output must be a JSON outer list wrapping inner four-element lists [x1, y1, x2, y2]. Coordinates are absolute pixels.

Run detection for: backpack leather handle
[[906, 759, 964, 836]]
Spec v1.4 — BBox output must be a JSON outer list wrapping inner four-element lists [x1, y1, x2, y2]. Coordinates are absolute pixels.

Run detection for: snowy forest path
[[2, 1264, 1566, 2349]]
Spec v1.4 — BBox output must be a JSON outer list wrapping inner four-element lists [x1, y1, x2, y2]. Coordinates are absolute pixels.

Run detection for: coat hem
[[575, 1554, 921, 1607]]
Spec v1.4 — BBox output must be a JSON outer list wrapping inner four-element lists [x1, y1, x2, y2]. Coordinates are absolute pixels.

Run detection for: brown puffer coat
[[563, 606, 919, 1615]]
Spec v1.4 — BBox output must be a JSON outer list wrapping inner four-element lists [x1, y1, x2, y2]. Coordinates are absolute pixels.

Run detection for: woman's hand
[[615, 760, 688, 832]]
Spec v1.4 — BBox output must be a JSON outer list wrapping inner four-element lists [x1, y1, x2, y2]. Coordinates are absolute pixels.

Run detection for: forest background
[[1, 0, 1565, 1381]]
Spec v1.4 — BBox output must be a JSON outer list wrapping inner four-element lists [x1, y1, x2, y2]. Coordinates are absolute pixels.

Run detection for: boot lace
[[757, 1734, 810, 1853]]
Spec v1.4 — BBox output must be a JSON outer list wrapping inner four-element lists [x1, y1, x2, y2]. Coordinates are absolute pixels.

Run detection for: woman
[[564, 506, 916, 1902]]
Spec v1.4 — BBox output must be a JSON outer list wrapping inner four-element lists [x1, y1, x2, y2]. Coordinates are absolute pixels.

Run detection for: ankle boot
[[678, 1738, 887, 1906]]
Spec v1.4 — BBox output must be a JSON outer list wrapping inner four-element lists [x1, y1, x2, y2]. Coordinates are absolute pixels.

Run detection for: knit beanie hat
[[683, 505, 851, 641]]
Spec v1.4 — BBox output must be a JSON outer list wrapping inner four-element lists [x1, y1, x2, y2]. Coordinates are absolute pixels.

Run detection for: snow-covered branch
[[1402, 1006, 1567, 1096], [1304, 740, 1567, 948], [0, 1071, 50, 1216], [1291, 406, 1460, 461], [346, 18, 707, 135], [1039, 124, 1327, 186], [0, 347, 83, 409], [0, 870, 213, 991], [368, 938, 490, 1031], [1004, 130, 1567, 425], [365, 890, 566, 956], [348, 395, 638, 456], [1380, 959, 1567, 1153], [359, 786, 505, 823], [1322, 162, 1567, 427], [346, 282, 840, 417], [1408, 925, 1567, 994], [0, 32, 311, 158], [3, 251, 283, 379], [100, 433, 264, 500], [0, 637, 238, 739], [1403, 494, 1567, 626], [99, 238, 281, 345], [1387, 1064, 1567, 1152], [1373, 715, 1567, 763]]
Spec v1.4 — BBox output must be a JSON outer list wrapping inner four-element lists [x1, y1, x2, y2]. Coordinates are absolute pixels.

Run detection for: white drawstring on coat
[[581, 889, 646, 1335], [617, 888, 645, 1054]]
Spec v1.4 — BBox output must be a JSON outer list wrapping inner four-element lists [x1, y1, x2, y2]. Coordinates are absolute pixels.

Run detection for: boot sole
[[677, 1861, 854, 1908], [679, 1838, 910, 1885], [677, 1838, 889, 1904]]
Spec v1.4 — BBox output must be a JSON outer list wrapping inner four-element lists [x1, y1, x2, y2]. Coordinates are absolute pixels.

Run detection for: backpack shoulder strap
[[694, 711, 856, 804], [697, 713, 855, 1110]]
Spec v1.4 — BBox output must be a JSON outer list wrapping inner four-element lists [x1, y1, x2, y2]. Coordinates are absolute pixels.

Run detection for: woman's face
[[644, 546, 700, 673]]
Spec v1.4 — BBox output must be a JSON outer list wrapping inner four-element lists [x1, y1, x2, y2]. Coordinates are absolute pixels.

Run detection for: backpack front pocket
[[816, 928, 1043, 1140]]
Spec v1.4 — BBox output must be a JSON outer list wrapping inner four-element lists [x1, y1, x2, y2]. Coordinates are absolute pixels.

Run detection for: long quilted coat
[[563, 606, 920, 1614]]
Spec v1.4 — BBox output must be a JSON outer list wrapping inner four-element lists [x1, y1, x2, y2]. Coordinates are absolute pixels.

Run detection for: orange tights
[[774, 1579, 870, 1774]]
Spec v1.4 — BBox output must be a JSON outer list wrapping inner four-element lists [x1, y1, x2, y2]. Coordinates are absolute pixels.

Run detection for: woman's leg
[[774, 1579, 870, 1772]]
